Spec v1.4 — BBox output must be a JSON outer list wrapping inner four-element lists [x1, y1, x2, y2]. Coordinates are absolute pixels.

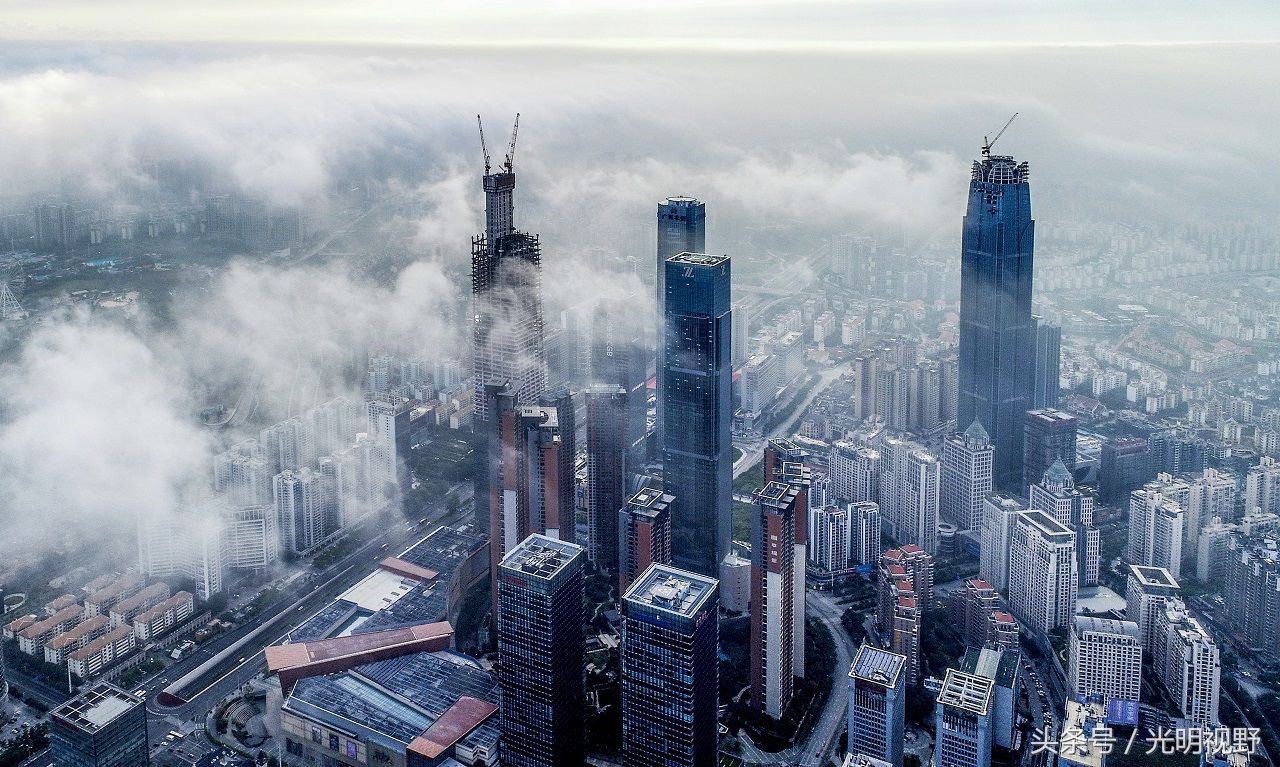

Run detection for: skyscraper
[[1099, 437, 1151, 505], [901, 449, 940, 555], [1068, 616, 1142, 704], [763, 438, 810, 678], [655, 197, 707, 450], [586, 386, 628, 572], [1021, 409, 1077, 492], [957, 145, 1036, 492], [1151, 599, 1220, 727], [1128, 486, 1185, 580], [932, 669, 995, 767], [618, 486, 674, 593], [49, 683, 149, 767], [846, 644, 906, 767], [621, 564, 719, 767], [941, 421, 993, 531], [750, 481, 799, 719], [979, 494, 1025, 592], [1008, 510, 1077, 635], [471, 121, 547, 416], [1126, 564, 1181, 652], [497, 535, 585, 767], [662, 253, 732, 578], [485, 384, 573, 610], [1032, 318, 1061, 409], [1029, 461, 1100, 587]]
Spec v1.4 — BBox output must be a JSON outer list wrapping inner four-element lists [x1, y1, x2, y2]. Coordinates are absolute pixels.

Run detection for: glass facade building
[[958, 151, 1036, 492], [49, 683, 149, 767], [621, 564, 719, 767], [655, 198, 706, 451], [661, 252, 732, 578], [497, 534, 586, 767]]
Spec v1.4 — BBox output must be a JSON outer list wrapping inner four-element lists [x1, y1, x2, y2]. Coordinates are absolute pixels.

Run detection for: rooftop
[[1073, 616, 1140, 641], [937, 669, 994, 716], [625, 487, 672, 515], [50, 683, 142, 734], [667, 252, 728, 267], [849, 644, 905, 688], [1129, 565, 1180, 589], [1057, 698, 1109, 767], [1019, 509, 1074, 539], [624, 564, 717, 619], [498, 534, 583, 580], [68, 625, 133, 662], [266, 621, 454, 690], [756, 480, 798, 509]]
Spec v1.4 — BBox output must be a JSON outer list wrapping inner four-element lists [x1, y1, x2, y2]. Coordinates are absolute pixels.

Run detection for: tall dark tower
[[471, 114, 546, 417], [655, 198, 706, 451], [958, 125, 1035, 493], [662, 253, 731, 578]]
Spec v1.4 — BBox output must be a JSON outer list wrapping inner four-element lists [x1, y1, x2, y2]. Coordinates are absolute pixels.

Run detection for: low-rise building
[[67, 625, 136, 680]]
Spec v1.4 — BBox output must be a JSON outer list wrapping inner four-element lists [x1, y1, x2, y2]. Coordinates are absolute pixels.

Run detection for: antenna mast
[[504, 113, 520, 174], [982, 112, 1019, 158], [477, 114, 491, 175]]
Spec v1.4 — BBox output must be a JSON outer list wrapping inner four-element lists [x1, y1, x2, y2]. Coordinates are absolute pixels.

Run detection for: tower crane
[[982, 112, 1019, 158], [476, 114, 491, 175], [504, 113, 520, 173]]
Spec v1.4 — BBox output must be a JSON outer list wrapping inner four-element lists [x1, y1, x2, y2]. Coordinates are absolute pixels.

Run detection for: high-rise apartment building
[[957, 147, 1036, 492], [1128, 486, 1186, 580], [1245, 456, 1280, 516], [978, 494, 1025, 592], [1029, 461, 1100, 587], [1021, 409, 1077, 492], [830, 441, 880, 504], [762, 438, 810, 677], [932, 669, 995, 767], [621, 564, 719, 767], [1125, 565, 1181, 652], [586, 386, 628, 572], [49, 683, 149, 767], [1223, 533, 1280, 656], [1008, 510, 1077, 635], [879, 440, 940, 555], [1068, 616, 1142, 704], [497, 535, 585, 767], [951, 578, 1015, 651], [662, 253, 732, 578], [941, 422, 994, 530], [1151, 599, 1220, 727], [1187, 468, 1237, 550], [878, 547, 932, 685], [846, 644, 907, 767], [618, 486, 674, 594], [750, 481, 799, 719], [274, 467, 330, 555], [1033, 319, 1061, 410]]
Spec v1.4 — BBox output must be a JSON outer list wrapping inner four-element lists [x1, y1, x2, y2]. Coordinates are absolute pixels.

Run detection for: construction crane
[[982, 112, 1019, 158], [504, 113, 520, 173], [476, 114, 491, 175]]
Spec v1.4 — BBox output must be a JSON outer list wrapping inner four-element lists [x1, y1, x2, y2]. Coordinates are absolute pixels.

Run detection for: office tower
[[497, 535, 585, 767], [662, 253, 732, 578], [471, 119, 546, 416], [750, 482, 799, 719], [585, 386, 627, 572], [830, 441, 881, 504], [941, 422, 994, 530], [978, 494, 1025, 591], [621, 564, 719, 767], [732, 300, 750, 367], [1224, 533, 1280, 655], [846, 644, 906, 767], [1246, 456, 1280, 516], [590, 300, 651, 486], [655, 197, 707, 449], [957, 144, 1036, 493], [1032, 319, 1061, 410], [1100, 437, 1151, 505], [1008, 510, 1077, 635], [1029, 461, 1100, 587], [49, 682, 149, 767], [1068, 617, 1142, 704], [274, 468, 329, 555], [1151, 599, 1220, 727], [1125, 565, 1181, 652], [763, 438, 810, 678], [932, 669, 995, 767], [485, 385, 573, 610], [1128, 486, 1185, 580], [1021, 409, 1077, 491], [618, 487, 674, 593], [956, 646, 1021, 751]]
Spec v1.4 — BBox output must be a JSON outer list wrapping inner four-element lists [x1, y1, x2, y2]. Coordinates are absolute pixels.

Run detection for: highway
[[799, 591, 856, 767]]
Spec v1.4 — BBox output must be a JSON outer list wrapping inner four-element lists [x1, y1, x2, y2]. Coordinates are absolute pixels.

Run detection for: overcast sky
[[1, 1, 1277, 47]]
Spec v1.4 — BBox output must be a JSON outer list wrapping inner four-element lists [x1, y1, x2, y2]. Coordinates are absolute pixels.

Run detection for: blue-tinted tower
[[958, 148, 1035, 492], [662, 252, 731, 578], [656, 198, 706, 451]]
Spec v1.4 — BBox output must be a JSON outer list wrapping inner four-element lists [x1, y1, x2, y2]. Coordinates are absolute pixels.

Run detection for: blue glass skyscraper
[[656, 198, 706, 451], [958, 148, 1036, 492], [662, 252, 731, 578]]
